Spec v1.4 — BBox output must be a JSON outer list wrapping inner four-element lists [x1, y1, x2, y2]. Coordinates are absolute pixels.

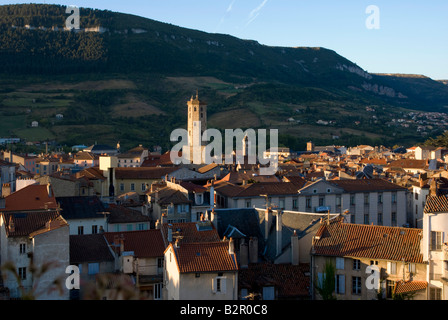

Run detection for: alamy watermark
[[65, 265, 80, 290], [65, 5, 80, 30], [365, 5, 380, 30], [170, 121, 279, 175]]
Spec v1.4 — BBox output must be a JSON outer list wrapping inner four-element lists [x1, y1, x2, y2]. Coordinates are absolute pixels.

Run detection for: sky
[[1, 0, 447, 80]]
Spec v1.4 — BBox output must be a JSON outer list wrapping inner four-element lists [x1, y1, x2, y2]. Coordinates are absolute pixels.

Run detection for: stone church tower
[[187, 91, 207, 162]]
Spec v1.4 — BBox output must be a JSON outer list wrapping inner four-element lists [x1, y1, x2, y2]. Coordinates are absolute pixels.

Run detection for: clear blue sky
[[2, 0, 448, 79]]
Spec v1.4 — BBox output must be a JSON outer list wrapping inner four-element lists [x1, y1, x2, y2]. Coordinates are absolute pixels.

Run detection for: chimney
[[155, 219, 161, 229], [240, 241, 249, 269], [8, 216, 15, 233], [47, 183, 52, 198], [175, 238, 180, 249], [265, 208, 272, 241], [430, 178, 438, 196], [276, 210, 283, 257], [249, 237, 258, 264], [2, 184, 11, 197], [291, 230, 299, 265], [167, 226, 173, 242], [229, 237, 235, 255]]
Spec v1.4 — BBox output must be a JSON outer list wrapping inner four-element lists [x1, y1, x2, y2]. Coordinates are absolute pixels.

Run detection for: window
[[279, 198, 285, 210], [336, 257, 345, 270], [409, 263, 416, 274], [387, 261, 397, 275], [327, 188, 331, 193], [378, 193, 383, 203], [92, 225, 98, 234], [20, 243, 26, 254], [370, 260, 379, 266], [350, 195, 355, 206], [377, 212, 383, 225], [391, 212, 397, 226], [127, 224, 133, 231], [414, 192, 418, 200], [364, 214, 369, 224], [154, 283, 162, 300], [213, 277, 227, 294], [130, 183, 135, 191], [335, 275, 345, 294], [262, 286, 275, 300], [306, 197, 311, 209], [430, 287, 442, 300], [431, 231, 442, 251], [353, 259, 361, 270], [141, 183, 146, 192], [120, 183, 124, 192], [392, 192, 397, 203], [319, 197, 324, 207], [352, 277, 361, 295], [78, 226, 84, 235], [246, 200, 252, 208], [18, 267, 26, 280], [364, 194, 369, 205], [137, 223, 146, 231], [292, 199, 298, 209], [386, 280, 395, 298], [88, 263, 99, 275], [336, 196, 341, 207]]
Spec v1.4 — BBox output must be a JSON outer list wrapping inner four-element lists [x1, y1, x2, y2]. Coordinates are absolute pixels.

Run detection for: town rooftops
[[56, 196, 108, 220], [239, 263, 310, 299], [115, 167, 178, 180], [167, 241, 238, 273], [328, 178, 407, 192], [160, 221, 220, 246], [387, 159, 428, 170], [3, 184, 58, 212], [103, 230, 165, 258], [70, 234, 115, 264], [423, 194, 448, 213], [2, 210, 67, 238], [312, 217, 424, 264]]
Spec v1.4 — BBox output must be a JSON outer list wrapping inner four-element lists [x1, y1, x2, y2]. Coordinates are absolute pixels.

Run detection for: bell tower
[[187, 91, 207, 152]]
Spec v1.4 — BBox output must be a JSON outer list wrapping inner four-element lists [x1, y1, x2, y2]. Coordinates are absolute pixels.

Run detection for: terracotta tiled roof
[[75, 167, 106, 181], [328, 178, 406, 192], [197, 163, 219, 174], [239, 263, 310, 299], [394, 280, 427, 294], [161, 221, 220, 246], [312, 218, 424, 263], [233, 182, 301, 198], [115, 167, 178, 180], [103, 230, 165, 258], [169, 241, 238, 273], [107, 204, 151, 224], [423, 194, 448, 213], [2, 210, 65, 237], [70, 234, 115, 264], [387, 159, 428, 169], [360, 158, 387, 166], [3, 184, 58, 212]]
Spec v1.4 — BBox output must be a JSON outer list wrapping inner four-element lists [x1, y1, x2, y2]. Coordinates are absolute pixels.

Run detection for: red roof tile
[[103, 230, 165, 258], [312, 218, 424, 264], [239, 263, 310, 299], [2, 210, 66, 238], [394, 280, 427, 294], [424, 194, 448, 213], [3, 184, 58, 212], [161, 221, 220, 246], [115, 167, 178, 180], [169, 241, 238, 273]]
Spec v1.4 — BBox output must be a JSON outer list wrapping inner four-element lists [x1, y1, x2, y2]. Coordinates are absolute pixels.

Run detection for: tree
[[315, 261, 336, 300]]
